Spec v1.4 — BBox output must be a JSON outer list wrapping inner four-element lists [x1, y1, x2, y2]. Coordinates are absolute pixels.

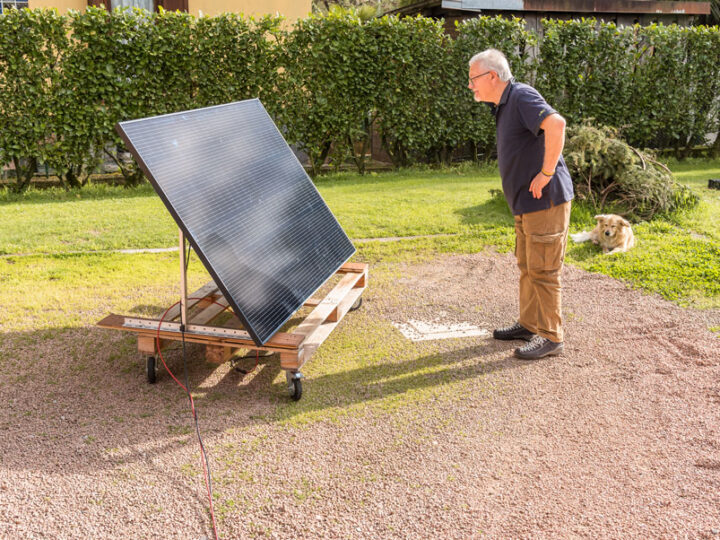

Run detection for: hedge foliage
[[0, 8, 719, 192]]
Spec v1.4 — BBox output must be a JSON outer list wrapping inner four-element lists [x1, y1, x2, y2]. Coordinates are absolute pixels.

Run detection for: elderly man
[[468, 49, 574, 360]]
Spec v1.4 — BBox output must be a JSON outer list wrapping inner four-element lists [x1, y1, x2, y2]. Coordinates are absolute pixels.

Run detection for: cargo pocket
[[529, 231, 565, 272]]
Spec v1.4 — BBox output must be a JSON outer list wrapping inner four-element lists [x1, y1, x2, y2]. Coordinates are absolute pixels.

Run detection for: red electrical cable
[[155, 297, 231, 540]]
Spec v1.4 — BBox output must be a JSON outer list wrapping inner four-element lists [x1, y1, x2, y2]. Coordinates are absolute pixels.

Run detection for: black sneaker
[[493, 322, 535, 341], [514, 335, 564, 360]]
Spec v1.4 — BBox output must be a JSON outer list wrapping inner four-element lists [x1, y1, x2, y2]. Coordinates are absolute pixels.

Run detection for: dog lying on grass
[[570, 214, 635, 254]]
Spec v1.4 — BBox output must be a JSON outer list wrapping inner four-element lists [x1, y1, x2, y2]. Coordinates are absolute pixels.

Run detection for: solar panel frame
[[116, 99, 356, 346]]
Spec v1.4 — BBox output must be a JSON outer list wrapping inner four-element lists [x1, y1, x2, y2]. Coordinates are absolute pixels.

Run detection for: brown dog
[[571, 214, 635, 254]]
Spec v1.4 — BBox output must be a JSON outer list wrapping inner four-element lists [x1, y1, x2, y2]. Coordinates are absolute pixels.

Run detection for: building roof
[[388, 0, 710, 16]]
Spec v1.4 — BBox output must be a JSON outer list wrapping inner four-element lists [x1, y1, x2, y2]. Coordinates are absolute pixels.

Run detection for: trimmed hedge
[[0, 9, 67, 191], [538, 20, 720, 155], [0, 9, 719, 191]]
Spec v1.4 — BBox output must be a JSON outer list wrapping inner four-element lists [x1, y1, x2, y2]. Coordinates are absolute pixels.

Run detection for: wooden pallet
[[97, 262, 367, 398]]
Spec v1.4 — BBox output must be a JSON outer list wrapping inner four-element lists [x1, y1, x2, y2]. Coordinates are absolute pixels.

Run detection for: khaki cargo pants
[[514, 201, 571, 343]]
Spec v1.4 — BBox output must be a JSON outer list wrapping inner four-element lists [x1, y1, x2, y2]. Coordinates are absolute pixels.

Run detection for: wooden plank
[[299, 287, 364, 368], [163, 281, 218, 321], [195, 293, 222, 309], [294, 271, 364, 337], [326, 284, 364, 323], [97, 314, 303, 350], [190, 296, 230, 326], [204, 315, 243, 364], [337, 262, 367, 274]]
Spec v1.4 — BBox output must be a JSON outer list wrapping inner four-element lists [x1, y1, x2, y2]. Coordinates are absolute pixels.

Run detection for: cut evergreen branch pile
[[565, 124, 699, 220]]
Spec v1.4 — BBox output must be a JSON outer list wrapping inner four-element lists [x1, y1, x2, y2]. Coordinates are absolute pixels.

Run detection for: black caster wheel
[[146, 356, 157, 384], [286, 371, 303, 401], [349, 297, 363, 312]]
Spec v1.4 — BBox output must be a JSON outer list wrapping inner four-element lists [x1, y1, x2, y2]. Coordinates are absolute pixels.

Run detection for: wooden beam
[[205, 314, 243, 364], [162, 281, 219, 321], [138, 335, 158, 355], [294, 270, 365, 336], [337, 262, 367, 274], [97, 314, 303, 351]]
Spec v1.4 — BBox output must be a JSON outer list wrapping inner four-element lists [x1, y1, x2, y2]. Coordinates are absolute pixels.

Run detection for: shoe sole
[[493, 334, 535, 342], [514, 347, 564, 360]]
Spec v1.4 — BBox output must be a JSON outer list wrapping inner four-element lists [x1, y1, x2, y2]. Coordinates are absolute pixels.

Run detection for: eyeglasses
[[468, 71, 492, 86]]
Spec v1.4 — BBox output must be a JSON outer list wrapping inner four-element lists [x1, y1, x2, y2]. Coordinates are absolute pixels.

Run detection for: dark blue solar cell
[[117, 99, 355, 345]]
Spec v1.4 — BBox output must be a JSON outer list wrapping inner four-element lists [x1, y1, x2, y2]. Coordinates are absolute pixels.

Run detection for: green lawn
[[1, 159, 719, 332], [0, 166, 512, 255]]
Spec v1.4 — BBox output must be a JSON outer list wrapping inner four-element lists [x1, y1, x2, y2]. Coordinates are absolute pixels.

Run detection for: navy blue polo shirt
[[488, 82, 574, 215]]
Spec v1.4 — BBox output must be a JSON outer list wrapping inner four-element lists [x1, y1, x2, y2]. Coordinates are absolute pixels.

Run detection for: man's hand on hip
[[529, 172, 551, 199]]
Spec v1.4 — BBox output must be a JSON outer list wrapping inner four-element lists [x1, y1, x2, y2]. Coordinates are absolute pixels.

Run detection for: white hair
[[469, 49, 513, 82]]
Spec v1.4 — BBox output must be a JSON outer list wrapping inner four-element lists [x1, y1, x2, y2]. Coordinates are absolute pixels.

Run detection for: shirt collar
[[484, 78, 515, 115], [497, 79, 514, 106]]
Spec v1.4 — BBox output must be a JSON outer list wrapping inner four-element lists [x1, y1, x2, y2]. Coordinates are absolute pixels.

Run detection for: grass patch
[[2, 159, 719, 311], [0, 184, 174, 255], [566, 221, 720, 308], [563, 158, 720, 308], [0, 251, 210, 332]]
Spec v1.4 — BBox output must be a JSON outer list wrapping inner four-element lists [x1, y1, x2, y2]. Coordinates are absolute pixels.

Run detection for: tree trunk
[[11, 157, 37, 193], [711, 132, 720, 158], [105, 147, 145, 187]]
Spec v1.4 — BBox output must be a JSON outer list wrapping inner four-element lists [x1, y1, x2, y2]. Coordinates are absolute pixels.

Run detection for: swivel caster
[[146, 356, 157, 384], [349, 297, 363, 312], [285, 371, 303, 401]]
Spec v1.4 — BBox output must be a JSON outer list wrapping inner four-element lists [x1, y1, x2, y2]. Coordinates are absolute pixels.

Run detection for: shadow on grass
[[274, 340, 527, 421], [456, 193, 598, 229], [454, 191, 513, 227]]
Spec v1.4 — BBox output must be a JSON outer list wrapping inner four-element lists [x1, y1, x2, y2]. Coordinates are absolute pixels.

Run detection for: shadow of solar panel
[[116, 99, 356, 345]]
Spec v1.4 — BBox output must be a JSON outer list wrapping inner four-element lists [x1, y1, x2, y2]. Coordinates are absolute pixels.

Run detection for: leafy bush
[[565, 124, 699, 220], [277, 10, 380, 175], [0, 9, 67, 192], [537, 19, 720, 156], [537, 19, 636, 128], [370, 15, 451, 167], [194, 13, 281, 109]]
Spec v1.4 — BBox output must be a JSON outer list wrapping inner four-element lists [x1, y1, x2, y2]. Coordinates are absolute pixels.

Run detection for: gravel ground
[[1, 251, 719, 539]]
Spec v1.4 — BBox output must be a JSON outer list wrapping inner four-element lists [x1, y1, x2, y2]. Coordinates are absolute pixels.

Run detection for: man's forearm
[[541, 114, 566, 174]]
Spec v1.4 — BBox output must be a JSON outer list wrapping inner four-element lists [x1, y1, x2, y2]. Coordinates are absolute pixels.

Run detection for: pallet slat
[[294, 270, 365, 337], [163, 281, 219, 321], [97, 313, 303, 350], [299, 286, 364, 368], [190, 296, 230, 326]]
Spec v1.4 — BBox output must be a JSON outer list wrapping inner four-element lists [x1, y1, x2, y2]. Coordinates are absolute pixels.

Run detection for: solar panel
[[116, 99, 356, 345]]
